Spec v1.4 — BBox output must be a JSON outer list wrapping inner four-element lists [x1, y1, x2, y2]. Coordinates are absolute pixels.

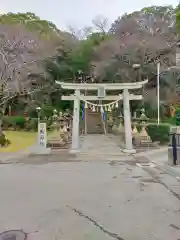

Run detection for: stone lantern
[[58, 112, 65, 142], [64, 110, 72, 136], [52, 109, 58, 124], [60, 112, 70, 142], [107, 105, 114, 129], [132, 111, 139, 137], [137, 108, 151, 142], [48, 110, 69, 147], [117, 111, 124, 135]]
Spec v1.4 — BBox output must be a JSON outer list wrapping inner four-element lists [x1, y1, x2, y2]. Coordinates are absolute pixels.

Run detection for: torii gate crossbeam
[[62, 94, 143, 101]]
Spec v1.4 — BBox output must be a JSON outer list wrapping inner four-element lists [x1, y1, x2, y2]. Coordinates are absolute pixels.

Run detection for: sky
[[0, 0, 179, 31]]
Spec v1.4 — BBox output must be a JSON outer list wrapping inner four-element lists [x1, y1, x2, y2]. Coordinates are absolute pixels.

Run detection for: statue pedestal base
[[69, 148, 80, 154], [122, 148, 136, 154]]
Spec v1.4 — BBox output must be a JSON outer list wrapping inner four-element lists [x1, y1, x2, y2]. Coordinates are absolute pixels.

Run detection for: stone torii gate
[[56, 80, 148, 153]]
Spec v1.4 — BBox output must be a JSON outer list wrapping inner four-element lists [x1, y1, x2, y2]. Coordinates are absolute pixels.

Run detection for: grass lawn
[[0, 131, 37, 153]]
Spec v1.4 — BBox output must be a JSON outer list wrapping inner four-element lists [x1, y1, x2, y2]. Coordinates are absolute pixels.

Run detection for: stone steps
[[86, 110, 104, 134]]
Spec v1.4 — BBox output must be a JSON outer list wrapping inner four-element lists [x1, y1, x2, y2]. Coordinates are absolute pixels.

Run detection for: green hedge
[[2, 115, 53, 132], [2, 116, 25, 129], [24, 118, 53, 131], [146, 124, 170, 144], [163, 117, 176, 125]]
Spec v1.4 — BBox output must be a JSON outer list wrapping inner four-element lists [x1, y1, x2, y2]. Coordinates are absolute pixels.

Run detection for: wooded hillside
[[0, 5, 178, 116]]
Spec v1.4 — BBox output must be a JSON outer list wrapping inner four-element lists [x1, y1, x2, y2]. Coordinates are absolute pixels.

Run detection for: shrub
[[146, 124, 170, 144], [41, 105, 54, 118], [163, 117, 176, 125], [25, 117, 52, 131], [26, 107, 37, 118], [2, 116, 25, 130], [12, 116, 25, 129], [2, 116, 14, 129], [0, 133, 11, 147], [25, 118, 38, 131], [44, 118, 53, 130]]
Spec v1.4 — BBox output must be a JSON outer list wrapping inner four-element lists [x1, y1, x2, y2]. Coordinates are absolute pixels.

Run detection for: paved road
[[0, 159, 180, 240], [0, 135, 180, 240]]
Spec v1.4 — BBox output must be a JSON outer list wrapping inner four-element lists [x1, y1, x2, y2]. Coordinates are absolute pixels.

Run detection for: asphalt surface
[[0, 158, 180, 240]]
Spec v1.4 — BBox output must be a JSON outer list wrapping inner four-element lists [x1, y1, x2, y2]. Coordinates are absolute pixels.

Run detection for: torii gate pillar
[[70, 89, 80, 153], [123, 89, 136, 153]]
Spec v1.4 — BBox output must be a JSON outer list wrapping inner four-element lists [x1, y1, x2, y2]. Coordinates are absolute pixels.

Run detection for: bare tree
[[92, 15, 109, 33], [0, 24, 59, 91], [67, 15, 109, 40], [0, 23, 59, 136], [91, 9, 176, 78], [67, 25, 85, 40]]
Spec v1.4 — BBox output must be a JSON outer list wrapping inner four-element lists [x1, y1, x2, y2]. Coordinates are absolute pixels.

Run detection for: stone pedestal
[[122, 148, 136, 154], [69, 148, 80, 153], [112, 123, 117, 132], [117, 121, 124, 135]]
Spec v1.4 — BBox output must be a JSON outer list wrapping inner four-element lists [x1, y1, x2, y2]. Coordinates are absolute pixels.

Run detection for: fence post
[[172, 133, 177, 165]]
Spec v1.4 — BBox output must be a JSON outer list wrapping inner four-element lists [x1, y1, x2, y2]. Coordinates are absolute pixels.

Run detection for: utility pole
[[0, 84, 4, 136], [157, 62, 160, 125]]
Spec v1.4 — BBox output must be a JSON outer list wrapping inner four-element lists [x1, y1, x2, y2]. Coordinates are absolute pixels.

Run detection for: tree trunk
[[0, 118, 3, 136], [0, 105, 5, 136]]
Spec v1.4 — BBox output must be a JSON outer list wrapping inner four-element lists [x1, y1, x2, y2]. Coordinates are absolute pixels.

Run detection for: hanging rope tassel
[[92, 105, 96, 112], [112, 103, 116, 109], [108, 105, 111, 112], [84, 101, 88, 108], [100, 105, 104, 113]]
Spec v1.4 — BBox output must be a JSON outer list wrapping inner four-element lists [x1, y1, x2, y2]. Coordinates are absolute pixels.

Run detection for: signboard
[[98, 87, 106, 98], [170, 126, 180, 133], [38, 123, 47, 147], [177, 126, 180, 133]]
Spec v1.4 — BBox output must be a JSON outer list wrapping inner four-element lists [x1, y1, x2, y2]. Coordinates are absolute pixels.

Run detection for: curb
[[0, 151, 29, 164], [152, 161, 180, 181], [134, 148, 180, 181], [134, 147, 167, 158]]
